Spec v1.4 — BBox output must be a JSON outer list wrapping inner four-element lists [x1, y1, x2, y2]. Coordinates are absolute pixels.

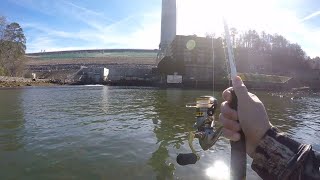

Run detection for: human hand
[[219, 76, 272, 157]]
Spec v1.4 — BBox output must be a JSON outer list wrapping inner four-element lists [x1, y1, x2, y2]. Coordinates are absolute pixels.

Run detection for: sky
[[0, 0, 319, 57]]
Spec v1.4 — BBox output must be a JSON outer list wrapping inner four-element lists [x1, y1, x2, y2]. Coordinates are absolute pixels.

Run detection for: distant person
[[220, 76, 320, 179]]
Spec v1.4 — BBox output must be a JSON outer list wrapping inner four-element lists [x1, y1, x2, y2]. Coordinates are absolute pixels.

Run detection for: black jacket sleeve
[[251, 127, 320, 180]]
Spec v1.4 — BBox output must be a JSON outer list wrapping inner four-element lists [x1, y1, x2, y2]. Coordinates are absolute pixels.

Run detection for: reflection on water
[[148, 89, 199, 179], [0, 86, 319, 179]]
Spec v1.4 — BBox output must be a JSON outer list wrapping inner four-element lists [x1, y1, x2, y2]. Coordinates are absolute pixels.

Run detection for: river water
[[0, 86, 319, 180]]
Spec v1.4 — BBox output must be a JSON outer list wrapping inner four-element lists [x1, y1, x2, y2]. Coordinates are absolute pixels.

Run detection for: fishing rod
[[223, 19, 247, 180], [176, 20, 247, 180]]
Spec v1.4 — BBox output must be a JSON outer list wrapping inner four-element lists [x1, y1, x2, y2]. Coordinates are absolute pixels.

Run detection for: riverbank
[[0, 76, 60, 88], [1, 75, 317, 93]]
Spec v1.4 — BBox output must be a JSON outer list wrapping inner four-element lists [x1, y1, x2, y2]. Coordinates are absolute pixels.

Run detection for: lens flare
[[186, 40, 196, 50]]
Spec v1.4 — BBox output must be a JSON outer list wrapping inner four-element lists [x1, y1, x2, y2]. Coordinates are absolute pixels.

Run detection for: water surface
[[0, 86, 319, 179]]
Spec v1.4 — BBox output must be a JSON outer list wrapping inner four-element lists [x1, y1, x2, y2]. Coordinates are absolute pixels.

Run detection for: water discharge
[[0, 86, 319, 179]]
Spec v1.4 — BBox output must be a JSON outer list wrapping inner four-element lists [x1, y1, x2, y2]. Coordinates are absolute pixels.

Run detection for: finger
[[222, 87, 233, 102], [222, 128, 240, 141], [232, 76, 249, 101], [220, 101, 238, 120], [219, 113, 241, 131]]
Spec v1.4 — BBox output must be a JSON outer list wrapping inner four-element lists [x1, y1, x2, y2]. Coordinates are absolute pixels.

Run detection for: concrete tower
[[157, 0, 176, 64]]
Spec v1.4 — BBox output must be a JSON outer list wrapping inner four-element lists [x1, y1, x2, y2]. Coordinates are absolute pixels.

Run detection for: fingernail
[[233, 76, 242, 87]]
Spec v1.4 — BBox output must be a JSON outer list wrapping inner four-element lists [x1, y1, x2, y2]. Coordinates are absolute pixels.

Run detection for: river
[[0, 86, 319, 180]]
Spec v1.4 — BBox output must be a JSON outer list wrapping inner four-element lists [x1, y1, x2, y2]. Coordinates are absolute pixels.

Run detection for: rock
[[291, 86, 310, 92]]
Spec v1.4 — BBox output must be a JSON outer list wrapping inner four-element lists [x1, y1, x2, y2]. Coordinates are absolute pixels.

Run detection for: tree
[[229, 29, 313, 75], [205, 33, 216, 39], [4, 22, 26, 51], [0, 16, 7, 75], [0, 16, 26, 76], [230, 27, 237, 47], [212, 37, 228, 81]]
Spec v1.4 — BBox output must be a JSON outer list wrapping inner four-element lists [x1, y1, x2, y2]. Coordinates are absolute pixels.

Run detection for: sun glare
[[205, 160, 230, 180], [177, 0, 277, 36]]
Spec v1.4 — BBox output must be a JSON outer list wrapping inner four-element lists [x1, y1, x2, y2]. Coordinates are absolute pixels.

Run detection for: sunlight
[[177, 0, 283, 36], [175, 0, 320, 57], [205, 160, 230, 180]]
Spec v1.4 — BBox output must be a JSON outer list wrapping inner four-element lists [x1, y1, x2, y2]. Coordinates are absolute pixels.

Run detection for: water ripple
[[0, 87, 319, 179]]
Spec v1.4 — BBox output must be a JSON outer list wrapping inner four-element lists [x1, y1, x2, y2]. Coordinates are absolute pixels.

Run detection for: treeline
[[0, 16, 26, 76], [229, 29, 318, 76], [158, 29, 320, 83]]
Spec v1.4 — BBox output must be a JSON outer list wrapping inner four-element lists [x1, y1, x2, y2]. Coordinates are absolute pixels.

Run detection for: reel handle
[[230, 89, 247, 180], [176, 153, 198, 165]]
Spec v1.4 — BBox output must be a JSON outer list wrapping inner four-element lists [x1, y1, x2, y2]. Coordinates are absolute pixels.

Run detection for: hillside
[[26, 49, 158, 66]]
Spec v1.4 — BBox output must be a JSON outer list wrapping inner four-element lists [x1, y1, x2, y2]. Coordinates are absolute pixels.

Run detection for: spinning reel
[[177, 96, 222, 165]]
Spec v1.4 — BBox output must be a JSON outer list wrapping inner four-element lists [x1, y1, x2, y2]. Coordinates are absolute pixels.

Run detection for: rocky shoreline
[[0, 76, 317, 94], [0, 76, 60, 88]]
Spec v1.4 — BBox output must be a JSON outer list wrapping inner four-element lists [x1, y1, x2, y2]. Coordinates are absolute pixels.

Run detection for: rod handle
[[230, 89, 247, 180]]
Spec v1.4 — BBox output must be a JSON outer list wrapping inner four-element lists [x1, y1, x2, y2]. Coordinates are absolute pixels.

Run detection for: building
[[171, 35, 214, 82], [157, 0, 177, 64], [80, 67, 109, 83], [165, 35, 290, 89]]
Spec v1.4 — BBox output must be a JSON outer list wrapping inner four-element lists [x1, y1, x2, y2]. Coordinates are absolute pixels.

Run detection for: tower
[[157, 0, 176, 64]]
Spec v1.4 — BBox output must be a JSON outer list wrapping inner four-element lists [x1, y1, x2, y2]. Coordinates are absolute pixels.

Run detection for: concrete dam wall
[[28, 63, 155, 82]]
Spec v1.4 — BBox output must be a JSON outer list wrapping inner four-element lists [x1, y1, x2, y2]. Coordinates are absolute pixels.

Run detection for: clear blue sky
[[1, 0, 319, 57]]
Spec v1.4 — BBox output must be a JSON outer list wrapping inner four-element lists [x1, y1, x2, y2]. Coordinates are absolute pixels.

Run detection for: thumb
[[232, 76, 249, 100]]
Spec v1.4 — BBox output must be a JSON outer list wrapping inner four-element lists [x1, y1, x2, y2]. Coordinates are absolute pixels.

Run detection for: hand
[[219, 76, 272, 157]]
